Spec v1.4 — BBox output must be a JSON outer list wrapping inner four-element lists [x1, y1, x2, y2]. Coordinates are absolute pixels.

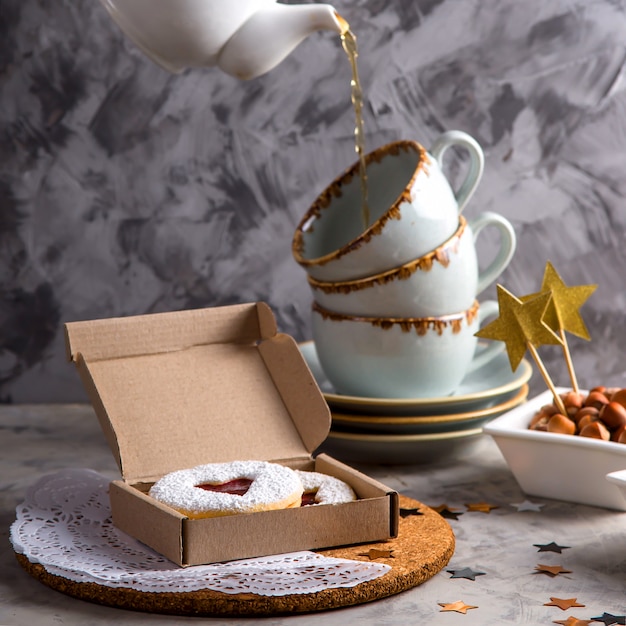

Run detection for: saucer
[[318, 427, 488, 465], [299, 341, 532, 416], [330, 384, 529, 435]]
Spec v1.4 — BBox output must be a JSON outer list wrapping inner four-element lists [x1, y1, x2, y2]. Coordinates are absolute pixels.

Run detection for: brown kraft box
[[64, 302, 398, 566]]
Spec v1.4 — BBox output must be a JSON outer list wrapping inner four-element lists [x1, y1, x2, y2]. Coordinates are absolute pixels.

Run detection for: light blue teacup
[[293, 131, 484, 282], [312, 299, 501, 399], [307, 212, 515, 318]]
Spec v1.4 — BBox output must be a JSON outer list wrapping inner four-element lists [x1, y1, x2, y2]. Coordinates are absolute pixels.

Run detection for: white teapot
[[98, 0, 344, 79]]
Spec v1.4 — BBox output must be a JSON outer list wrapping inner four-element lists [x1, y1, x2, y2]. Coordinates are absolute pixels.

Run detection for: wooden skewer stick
[[527, 342, 567, 415], [558, 328, 579, 395]]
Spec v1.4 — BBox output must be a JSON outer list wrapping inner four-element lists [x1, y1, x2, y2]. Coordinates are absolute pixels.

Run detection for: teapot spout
[[217, 3, 344, 80]]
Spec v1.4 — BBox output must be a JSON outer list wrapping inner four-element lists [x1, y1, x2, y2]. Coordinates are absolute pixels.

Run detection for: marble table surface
[[3, 403, 626, 625]]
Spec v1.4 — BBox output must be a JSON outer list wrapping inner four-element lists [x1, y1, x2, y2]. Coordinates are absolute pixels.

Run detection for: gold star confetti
[[438, 600, 478, 614], [544, 597, 585, 611], [465, 502, 499, 513], [535, 564, 573, 577], [359, 548, 394, 560], [553, 618, 592, 626]]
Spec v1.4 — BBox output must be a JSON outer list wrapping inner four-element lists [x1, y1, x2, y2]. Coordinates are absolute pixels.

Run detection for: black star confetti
[[534, 541, 571, 554], [590, 613, 626, 625], [400, 507, 423, 518], [431, 505, 464, 520], [447, 567, 486, 581]]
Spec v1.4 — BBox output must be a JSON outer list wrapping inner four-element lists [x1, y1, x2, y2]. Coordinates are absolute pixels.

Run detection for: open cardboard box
[[65, 302, 398, 566]]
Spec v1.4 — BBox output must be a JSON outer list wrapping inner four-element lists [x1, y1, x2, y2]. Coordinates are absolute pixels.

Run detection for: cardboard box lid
[[65, 302, 331, 483]]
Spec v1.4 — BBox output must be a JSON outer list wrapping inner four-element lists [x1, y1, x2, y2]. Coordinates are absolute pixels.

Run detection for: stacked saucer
[[300, 341, 531, 465]]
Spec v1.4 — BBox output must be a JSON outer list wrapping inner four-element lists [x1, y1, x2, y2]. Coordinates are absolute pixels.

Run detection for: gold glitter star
[[476, 285, 563, 371], [438, 600, 478, 614], [528, 261, 597, 339], [521, 262, 597, 393]]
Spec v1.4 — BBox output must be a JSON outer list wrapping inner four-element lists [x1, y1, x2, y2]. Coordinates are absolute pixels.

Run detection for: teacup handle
[[429, 130, 485, 213], [470, 212, 517, 295], [466, 299, 505, 373]]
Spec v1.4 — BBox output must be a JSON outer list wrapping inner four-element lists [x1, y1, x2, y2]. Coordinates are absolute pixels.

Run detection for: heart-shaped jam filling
[[198, 478, 253, 496], [301, 490, 318, 506], [197, 480, 321, 506]]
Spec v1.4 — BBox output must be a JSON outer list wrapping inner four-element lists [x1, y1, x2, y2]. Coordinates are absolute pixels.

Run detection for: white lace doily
[[10, 469, 390, 597]]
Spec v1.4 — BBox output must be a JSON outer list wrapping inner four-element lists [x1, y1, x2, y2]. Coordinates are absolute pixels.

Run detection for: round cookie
[[149, 461, 303, 519], [296, 470, 356, 506]]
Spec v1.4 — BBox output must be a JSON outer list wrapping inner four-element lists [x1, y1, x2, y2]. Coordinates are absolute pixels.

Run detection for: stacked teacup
[[292, 131, 516, 400]]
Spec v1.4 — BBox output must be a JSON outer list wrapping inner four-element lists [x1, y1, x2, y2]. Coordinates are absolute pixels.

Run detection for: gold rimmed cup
[[311, 300, 502, 399], [308, 212, 515, 318], [293, 132, 484, 282]]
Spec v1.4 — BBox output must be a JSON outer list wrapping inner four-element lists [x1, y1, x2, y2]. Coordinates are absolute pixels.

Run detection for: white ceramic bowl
[[484, 388, 626, 511]]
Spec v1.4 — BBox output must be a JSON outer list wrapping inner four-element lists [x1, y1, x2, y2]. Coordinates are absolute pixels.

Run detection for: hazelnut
[[601, 402, 626, 430], [547, 414, 576, 435], [579, 421, 610, 440], [529, 412, 550, 430], [577, 413, 600, 431], [572, 406, 599, 424], [562, 391, 584, 410], [584, 390, 610, 410], [610, 388, 626, 409], [539, 403, 559, 417], [612, 425, 626, 443]]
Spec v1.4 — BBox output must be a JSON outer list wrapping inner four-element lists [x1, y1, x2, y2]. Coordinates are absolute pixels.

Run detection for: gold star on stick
[[527, 262, 597, 394], [476, 285, 566, 414]]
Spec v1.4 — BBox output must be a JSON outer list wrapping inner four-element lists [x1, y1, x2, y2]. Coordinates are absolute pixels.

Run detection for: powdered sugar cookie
[[296, 470, 357, 506], [149, 461, 303, 519]]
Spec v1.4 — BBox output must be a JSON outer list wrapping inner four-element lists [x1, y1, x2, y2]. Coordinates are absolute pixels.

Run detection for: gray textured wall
[[2, 0, 626, 403]]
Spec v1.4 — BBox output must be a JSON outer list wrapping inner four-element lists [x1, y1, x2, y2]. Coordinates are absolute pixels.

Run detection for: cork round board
[[15, 495, 454, 617]]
